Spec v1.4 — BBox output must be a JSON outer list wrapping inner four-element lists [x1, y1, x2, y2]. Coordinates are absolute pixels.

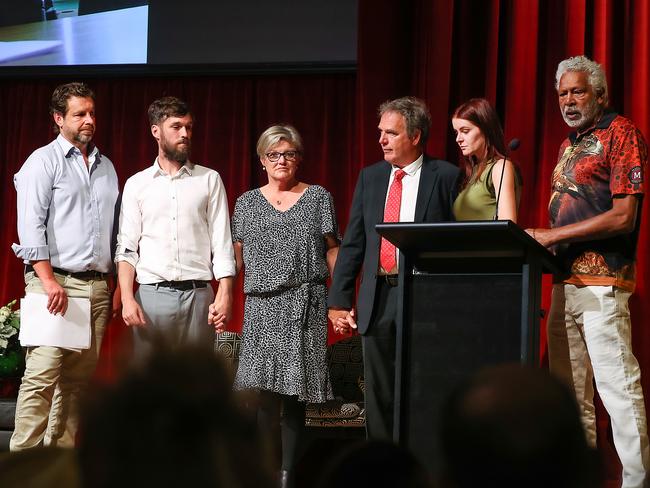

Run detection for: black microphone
[[493, 138, 520, 221]]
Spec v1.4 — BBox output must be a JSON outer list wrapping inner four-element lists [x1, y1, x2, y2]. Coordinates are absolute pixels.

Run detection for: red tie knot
[[395, 169, 406, 181]]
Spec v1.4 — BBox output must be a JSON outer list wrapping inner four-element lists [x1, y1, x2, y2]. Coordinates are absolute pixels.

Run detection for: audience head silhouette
[[78, 344, 273, 488], [439, 364, 599, 488], [317, 439, 432, 488]]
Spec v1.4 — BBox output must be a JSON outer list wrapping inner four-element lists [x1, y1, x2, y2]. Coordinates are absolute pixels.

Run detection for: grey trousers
[[133, 283, 215, 357]]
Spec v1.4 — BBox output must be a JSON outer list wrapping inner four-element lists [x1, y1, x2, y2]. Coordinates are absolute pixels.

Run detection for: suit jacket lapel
[[414, 158, 436, 222], [372, 161, 392, 224]]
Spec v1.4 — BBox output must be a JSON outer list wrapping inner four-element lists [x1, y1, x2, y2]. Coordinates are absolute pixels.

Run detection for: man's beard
[[562, 97, 602, 130], [74, 133, 93, 144], [162, 138, 191, 163], [71, 125, 94, 144]]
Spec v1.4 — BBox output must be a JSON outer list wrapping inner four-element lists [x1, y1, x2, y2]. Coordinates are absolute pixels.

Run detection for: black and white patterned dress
[[232, 185, 339, 403]]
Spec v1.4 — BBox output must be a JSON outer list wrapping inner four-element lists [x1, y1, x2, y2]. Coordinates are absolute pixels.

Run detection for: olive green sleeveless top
[[453, 160, 522, 221]]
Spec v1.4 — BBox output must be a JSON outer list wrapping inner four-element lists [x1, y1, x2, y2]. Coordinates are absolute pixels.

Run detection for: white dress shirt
[[115, 159, 235, 284], [12, 134, 119, 273], [385, 154, 423, 221], [382, 154, 423, 272]]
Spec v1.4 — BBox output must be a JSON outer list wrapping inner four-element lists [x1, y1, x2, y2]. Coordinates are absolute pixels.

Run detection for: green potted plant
[[0, 300, 25, 397]]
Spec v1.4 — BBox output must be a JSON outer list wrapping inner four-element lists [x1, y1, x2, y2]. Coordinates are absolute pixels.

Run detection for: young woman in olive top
[[451, 98, 521, 222]]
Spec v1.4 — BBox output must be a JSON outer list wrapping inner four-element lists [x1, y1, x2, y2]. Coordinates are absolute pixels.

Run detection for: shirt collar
[[152, 158, 194, 178], [392, 154, 423, 176], [568, 110, 617, 144], [56, 133, 100, 164]]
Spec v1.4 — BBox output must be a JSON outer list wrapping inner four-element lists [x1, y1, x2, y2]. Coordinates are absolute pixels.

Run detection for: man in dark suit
[[328, 96, 460, 439]]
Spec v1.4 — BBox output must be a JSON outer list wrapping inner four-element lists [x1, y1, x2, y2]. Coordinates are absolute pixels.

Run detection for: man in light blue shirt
[[10, 82, 119, 450]]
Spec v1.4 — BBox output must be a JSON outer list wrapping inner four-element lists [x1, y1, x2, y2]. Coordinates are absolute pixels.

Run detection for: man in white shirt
[[116, 96, 235, 354]]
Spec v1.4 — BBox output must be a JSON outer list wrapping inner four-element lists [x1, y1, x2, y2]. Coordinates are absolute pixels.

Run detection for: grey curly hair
[[555, 55, 608, 105], [378, 96, 431, 148]]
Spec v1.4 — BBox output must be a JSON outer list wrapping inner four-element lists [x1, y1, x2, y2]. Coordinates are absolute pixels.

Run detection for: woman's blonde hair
[[256, 124, 303, 158]]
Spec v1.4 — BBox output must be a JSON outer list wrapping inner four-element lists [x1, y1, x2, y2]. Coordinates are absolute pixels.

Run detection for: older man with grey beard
[[528, 55, 649, 488]]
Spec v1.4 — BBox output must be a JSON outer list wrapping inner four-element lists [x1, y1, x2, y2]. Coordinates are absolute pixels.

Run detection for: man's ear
[[411, 129, 422, 147], [53, 112, 64, 129], [151, 124, 160, 140]]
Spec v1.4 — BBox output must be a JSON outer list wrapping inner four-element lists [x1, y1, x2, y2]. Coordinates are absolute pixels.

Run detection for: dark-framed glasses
[[265, 150, 299, 162]]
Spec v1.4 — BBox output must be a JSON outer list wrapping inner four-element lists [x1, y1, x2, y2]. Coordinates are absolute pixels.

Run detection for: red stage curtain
[[355, 0, 650, 480], [0, 74, 357, 377]]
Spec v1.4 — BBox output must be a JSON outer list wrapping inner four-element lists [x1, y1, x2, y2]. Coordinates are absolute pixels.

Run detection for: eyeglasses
[[265, 151, 299, 162]]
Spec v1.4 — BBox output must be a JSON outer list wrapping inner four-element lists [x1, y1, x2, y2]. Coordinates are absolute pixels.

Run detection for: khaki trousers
[[10, 272, 109, 451], [548, 284, 649, 488]]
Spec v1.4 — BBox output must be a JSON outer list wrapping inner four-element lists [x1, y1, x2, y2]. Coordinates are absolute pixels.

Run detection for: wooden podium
[[375, 220, 561, 474]]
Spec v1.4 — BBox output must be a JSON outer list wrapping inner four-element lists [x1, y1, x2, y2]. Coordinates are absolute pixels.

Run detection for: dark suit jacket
[[328, 155, 460, 334]]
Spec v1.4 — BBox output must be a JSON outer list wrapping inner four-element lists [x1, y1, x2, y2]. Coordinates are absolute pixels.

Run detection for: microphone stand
[[493, 138, 520, 221]]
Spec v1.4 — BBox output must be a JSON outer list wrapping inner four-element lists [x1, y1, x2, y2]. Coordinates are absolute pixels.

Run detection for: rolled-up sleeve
[[207, 172, 235, 280], [114, 178, 141, 268], [12, 155, 54, 263]]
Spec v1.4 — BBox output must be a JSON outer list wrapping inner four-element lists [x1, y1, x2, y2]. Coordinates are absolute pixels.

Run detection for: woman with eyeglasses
[[451, 98, 522, 222], [227, 124, 339, 487]]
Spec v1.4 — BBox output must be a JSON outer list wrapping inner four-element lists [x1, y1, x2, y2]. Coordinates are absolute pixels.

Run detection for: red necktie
[[379, 169, 406, 272]]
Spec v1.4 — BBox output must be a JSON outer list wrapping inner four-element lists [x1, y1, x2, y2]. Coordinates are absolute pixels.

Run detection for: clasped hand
[[209, 298, 231, 333], [328, 308, 357, 335]]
